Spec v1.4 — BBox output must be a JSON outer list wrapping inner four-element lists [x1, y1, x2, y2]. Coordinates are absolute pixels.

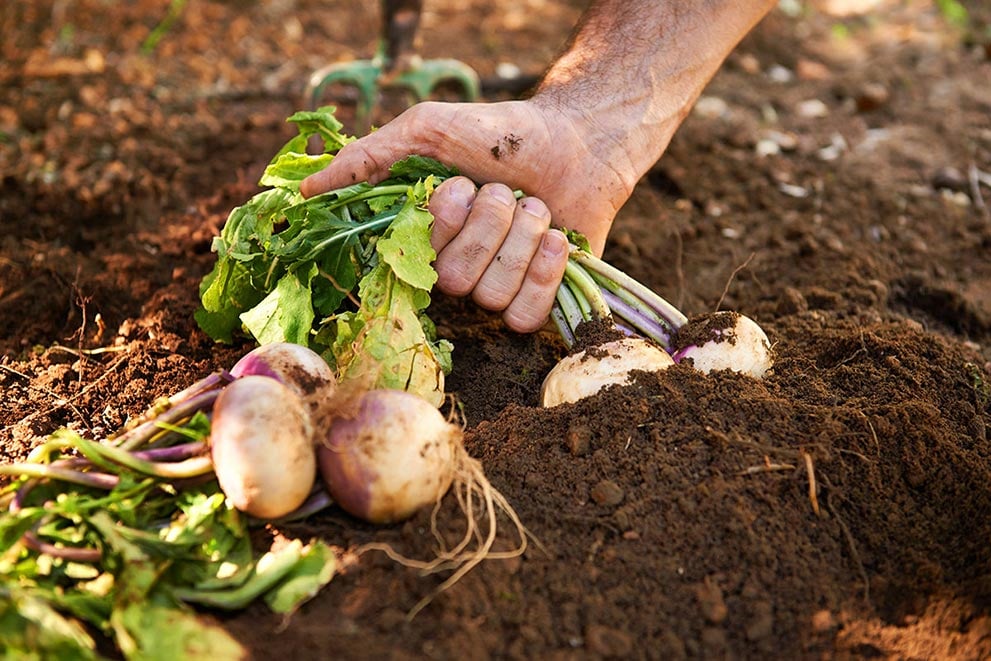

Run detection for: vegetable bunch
[[196, 108, 454, 406]]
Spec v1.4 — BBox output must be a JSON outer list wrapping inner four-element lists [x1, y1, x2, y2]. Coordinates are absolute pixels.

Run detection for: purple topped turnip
[[542, 238, 774, 406]]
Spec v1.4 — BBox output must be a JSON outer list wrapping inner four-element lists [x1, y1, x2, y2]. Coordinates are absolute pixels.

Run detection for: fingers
[[431, 182, 568, 333], [428, 177, 477, 252], [502, 229, 569, 333], [434, 183, 517, 296], [301, 138, 385, 198], [472, 196, 552, 311]]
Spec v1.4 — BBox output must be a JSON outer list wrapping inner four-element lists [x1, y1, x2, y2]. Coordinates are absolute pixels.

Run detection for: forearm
[[534, 0, 776, 191]]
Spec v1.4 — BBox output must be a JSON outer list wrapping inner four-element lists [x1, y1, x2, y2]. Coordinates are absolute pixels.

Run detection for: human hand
[[300, 99, 640, 332]]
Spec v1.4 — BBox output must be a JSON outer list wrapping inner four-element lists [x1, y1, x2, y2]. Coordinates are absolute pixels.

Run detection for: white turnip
[[671, 311, 773, 379], [540, 337, 675, 407], [210, 375, 317, 519], [544, 241, 775, 408]]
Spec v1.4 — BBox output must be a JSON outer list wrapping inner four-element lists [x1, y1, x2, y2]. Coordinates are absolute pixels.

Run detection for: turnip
[[317, 388, 457, 524], [540, 337, 674, 407], [229, 342, 336, 407], [671, 311, 773, 379], [210, 375, 317, 519], [542, 238, 774, 406]]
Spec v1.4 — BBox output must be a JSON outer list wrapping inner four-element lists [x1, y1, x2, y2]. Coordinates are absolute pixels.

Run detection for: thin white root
[[356, 446, 538, 619]]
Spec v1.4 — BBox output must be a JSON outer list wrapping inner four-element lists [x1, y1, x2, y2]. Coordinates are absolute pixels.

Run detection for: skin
[[301, 0, 777, 332]]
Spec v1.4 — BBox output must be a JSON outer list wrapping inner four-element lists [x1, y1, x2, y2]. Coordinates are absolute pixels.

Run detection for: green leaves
[[196, 107, 457, 403], [0, 427, 337, 660]]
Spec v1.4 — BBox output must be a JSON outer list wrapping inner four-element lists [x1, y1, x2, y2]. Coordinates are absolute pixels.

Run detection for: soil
[[3, 0, 991, 658]]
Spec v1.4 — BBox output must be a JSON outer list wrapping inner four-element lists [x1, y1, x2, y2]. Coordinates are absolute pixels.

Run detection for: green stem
[[0, 463, 119, 490], [563, 260, 612, 321], [570, 249, 688, 329], [75, 439, 214, 480]]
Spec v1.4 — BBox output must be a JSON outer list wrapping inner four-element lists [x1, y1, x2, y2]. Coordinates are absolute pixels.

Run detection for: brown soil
[[3, 1, 991, 658]]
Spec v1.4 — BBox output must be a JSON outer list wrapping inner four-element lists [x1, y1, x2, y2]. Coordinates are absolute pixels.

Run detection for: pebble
[[694, 95, 729, 119], [797, 98, 830, 118], [566, 423, 592, 456], [856, 81, 890, 111], [590, 480, 624, 507]]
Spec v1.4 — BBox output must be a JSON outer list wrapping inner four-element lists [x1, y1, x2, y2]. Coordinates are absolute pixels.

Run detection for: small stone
[[930, 166, 967, 192], [797, 98, 830, 118], [811, 609, 836, 633], [566, 423, 592, 456], [796, 59, 832, 81], [694, 95, 728, 119], [856, 81, 890, 112], [590, 480, 624, 507]]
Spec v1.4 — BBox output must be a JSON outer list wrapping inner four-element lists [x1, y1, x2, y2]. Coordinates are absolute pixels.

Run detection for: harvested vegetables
[[0, 368, 336, 660]]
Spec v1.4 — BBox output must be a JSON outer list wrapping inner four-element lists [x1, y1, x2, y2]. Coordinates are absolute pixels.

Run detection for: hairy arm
[[530, 0, 778, 246]]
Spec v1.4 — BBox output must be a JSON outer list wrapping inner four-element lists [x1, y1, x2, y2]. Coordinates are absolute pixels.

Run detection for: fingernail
[[542, 230, 567, 257], [452, 178, 477, 208], [520, 197, 550, 220], [489, 184, 517, 207]]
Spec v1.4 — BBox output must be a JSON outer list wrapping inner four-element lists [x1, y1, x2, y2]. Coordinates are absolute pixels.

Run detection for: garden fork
[[306, 0, 480, 125]]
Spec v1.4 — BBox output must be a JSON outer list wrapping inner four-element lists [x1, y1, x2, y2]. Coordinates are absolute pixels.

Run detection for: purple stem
[[113, 389, 222, 451], [601, 290, 675, 349], [132, 441, 208, 463]]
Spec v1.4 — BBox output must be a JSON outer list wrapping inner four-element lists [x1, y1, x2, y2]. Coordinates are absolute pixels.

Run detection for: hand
[[300, 99, 639, 332]]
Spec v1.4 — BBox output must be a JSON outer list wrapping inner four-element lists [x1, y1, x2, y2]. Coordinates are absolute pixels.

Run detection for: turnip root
[[229, 342, 336, 407], [671, 312, 773, 379], [210, 375, 317, 519], [540, 337, 674, 407], [317, 389, 458, 524]]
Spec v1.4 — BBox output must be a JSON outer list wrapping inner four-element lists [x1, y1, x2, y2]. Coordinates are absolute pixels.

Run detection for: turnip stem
[[570, 248, 688, 329], [132, 441, 209, 463], [563, 260, 611, 321], [114, 389, 222, 451], [600, 290, 675, 349], [75, 438, 214, 480], [550, 305, 576, 348], [0, 463, 119, 490]]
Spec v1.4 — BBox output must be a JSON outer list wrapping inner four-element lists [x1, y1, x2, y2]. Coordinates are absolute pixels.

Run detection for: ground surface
[[2, 0, 991, 658]]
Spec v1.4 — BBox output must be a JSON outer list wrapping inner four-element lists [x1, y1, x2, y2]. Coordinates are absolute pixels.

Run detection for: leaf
[[282, 106, 354, 156], [262, 541, 337, 615], [388, 155, 459, 181], [239, 266, 317, 346], [0, 585, 98, 660], [114, 602, 246, 661], [377, 194, 438, 292], [259, 152, 333, 191], [333, 264, 446, 406]]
